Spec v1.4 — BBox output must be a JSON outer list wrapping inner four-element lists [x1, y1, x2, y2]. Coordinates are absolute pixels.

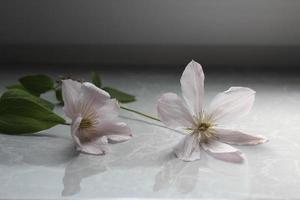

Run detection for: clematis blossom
[[157, 60, 267, 162], [62, 79, 132, 155]]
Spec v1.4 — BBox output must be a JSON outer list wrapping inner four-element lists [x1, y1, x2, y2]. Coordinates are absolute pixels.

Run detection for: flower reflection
[[62, 154, 107, 196], [153, 155, 207, 193]]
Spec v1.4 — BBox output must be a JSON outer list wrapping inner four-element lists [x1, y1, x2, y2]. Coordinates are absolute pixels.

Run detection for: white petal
[[207, 87, 255, 123], [79, 82, 111, 117], [180, 60, 205, 118], [71, 116, 107, 155], [97, 99, 120, 121], [106, 135, 132, 143], [79, 141, 106, 155], [71, 116, 83, 148], [62, 80, 82, 118], [201, 140, 244, 163], [98, 136, 109, 144], [157, 93, 195, 129], [174, 134, 201, 162], [96, 121, 132, 138], [214, 127, 268, 145]]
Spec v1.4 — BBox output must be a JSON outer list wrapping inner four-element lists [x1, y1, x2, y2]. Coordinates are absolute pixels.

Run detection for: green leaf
[[19, 74, 54, 96], [6, 84, 27, 91], [38, 98, 55, 110], [6, 85, 54, 110], [0, 89, 65, 134], [55, 87, 64, 105], [103, 87, 136, 103], [91, 72, 102, 88]]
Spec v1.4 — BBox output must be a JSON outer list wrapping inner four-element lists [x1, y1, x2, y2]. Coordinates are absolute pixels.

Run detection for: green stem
[[120, 106, 161, 122], [61, 122, 71, 126], [52, 83, 61, 90]]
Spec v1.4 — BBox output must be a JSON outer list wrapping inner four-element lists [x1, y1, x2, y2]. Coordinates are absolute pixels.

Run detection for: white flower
[[62, 79, 132, 155], [157, 60, 267, 162]]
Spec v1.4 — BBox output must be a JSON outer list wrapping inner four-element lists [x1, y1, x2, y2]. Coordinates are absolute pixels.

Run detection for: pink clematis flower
[[62, 79, 132, 155], [157, 61, 267, 162]]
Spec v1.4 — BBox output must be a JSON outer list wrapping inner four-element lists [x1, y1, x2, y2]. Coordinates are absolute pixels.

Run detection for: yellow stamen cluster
[[78, 117, 99, 142], [79, 118, 93, 129], [194, 122, 214, 143], [197, 122, 211, 132], [190, 114, 216, 143]]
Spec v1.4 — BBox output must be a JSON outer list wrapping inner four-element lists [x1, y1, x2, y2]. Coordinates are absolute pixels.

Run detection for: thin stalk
[[61, 122, 71, 126], [120, 106, 161, 122]]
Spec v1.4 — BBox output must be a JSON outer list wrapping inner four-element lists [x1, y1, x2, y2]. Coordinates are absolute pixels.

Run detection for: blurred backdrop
[[1, 0, 300, 69]]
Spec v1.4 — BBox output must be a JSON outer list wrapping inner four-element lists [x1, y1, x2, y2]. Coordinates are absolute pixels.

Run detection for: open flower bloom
[[157, 61, 267, 162], [62, 79, 132, 155]]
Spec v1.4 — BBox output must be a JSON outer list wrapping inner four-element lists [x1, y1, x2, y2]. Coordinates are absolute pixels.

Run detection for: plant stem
[[120, 106, 161, 122], [61, 122, 71, 126]]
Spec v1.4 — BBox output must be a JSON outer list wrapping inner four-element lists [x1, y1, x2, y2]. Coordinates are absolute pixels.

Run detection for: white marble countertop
[[0, 69, 300, 199]]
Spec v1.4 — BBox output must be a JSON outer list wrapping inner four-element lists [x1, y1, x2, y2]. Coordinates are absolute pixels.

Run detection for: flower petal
[[207, 87, 255, 123], [157, 93, 195, 129], [214, 127, 268, 145], [71, 116, 107, 155], [62, 80, 82, 118], [71, 115, 83, 148], [79, 141, 106, 155], [201, 140, 244, 163], [79, 82, 111, 116], [97, 99, 120, 121], [180, 60, 205, 118], [174, 134, 201, 162], [106, 135, 132, 144], [96, 120, 132, 138]]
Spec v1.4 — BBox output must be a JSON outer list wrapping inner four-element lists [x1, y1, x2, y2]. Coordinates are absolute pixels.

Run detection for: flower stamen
[[191, 122, 216, 144], [198, 122, 211, 132], [79, 118, 93, 129]]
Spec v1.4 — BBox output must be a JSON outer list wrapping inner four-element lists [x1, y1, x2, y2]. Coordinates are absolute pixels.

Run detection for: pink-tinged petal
[[174, 134, 201, 162], [79, 82, 111, 116], [180, 60, 205, 118], [79, 141, 106, 155], [207, 87, 255, 123], [97, 99, 120, 121], [71, 116, 83, 148], [71, 116, 108, 155], [157, 93, 195, 129], [214, 127, 268, 145], [96, 121, 132, 138], [62, 80, 82, 118], [201, 140, 244, 163], [106, 135, 132, 144], [98, 136, 109, 144]]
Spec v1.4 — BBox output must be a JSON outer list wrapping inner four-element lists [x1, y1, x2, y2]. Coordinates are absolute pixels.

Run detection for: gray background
[[1, 0, 300, 68]]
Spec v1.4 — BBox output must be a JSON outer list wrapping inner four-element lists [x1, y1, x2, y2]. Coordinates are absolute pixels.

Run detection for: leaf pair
[[91, 72, 136, 103]]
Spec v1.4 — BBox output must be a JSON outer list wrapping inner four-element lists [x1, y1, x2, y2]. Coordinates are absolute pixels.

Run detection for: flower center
[[193, 122, 215, 143], [79, 118, 93, 129], [198, 122, 211, 132]]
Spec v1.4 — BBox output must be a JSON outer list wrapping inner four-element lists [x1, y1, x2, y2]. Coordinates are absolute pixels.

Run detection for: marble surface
[[0, 69, 300, 199]]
